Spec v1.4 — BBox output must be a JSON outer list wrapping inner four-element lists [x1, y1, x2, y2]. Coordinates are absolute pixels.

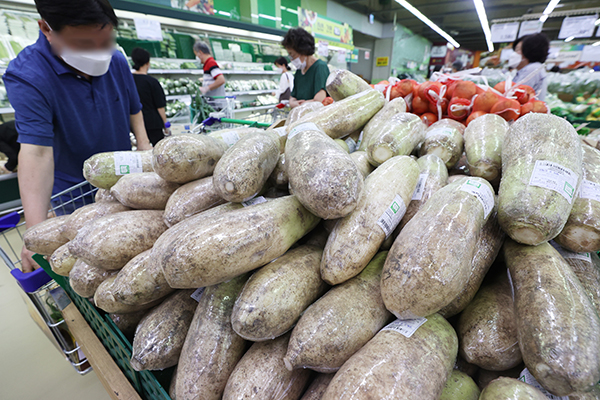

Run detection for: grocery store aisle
[[0, 263, 109, 400]]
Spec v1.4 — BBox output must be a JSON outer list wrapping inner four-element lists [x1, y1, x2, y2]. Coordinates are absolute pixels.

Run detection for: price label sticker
[[376, 194, 407, 238], [220, 131, 241, 147], [113, 152, 143, 176], [529, 160, 579, 204], [412, 173, 429, 201], [550, 241, 592, 263], [191, 287, 205, 302], [345, 137, 357, 153], [274, 127, 287, 137], [382, 317, 428, 338], [579, 179, 600, 203], [460, 179, 495, 219], [518, 369, 569, 400], [288, 122, 320, 140], [242, 196, 267, 207]]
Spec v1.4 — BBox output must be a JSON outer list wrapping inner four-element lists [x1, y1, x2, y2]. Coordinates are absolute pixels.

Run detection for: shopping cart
[[0, 181, 97, 375]]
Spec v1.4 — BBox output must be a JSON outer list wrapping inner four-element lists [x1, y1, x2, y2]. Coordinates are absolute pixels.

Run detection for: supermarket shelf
[[227, 89, 275, 96], [233, 104, 276, 113], [148, 69, 278, 75], [166, 94, 193, 101], [0, 107, 14, 114]]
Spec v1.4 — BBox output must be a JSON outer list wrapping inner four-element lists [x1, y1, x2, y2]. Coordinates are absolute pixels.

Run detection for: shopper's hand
[[21, 246, 39, 273], [297, 100, 306, 105], [136, 140, 153, 151], [199, 86, 209, 95]]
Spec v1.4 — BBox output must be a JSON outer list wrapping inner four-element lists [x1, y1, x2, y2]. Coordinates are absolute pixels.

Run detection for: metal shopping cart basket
[[0, 182, 96, 375], [0, 182, 173, 399]]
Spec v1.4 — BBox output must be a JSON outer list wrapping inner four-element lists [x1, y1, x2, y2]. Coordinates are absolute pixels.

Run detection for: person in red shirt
[[193, 41, 226, 98]]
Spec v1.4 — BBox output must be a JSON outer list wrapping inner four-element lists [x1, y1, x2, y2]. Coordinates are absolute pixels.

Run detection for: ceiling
[[332, 0, 600, 50]]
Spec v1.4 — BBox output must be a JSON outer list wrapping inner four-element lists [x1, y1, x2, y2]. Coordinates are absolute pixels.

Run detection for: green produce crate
[[36, 256, 174, 400], [172, 33, 195, 60], [117, 38, 162, 58]]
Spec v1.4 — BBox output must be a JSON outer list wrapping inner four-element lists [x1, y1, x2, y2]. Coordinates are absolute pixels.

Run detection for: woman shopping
[[131, 47, 169, 145], [274, 56, 294, 103]]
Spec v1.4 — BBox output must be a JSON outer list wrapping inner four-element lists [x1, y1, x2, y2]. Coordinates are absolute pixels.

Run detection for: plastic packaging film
[[49, 243, 77, 276], [326, 69, 372, 101], [299, 374, 335, 400], [83, 150, 153, 190], [358, 97, 407, 152], [555, 145, 600, 252], [504, 240, 600, 396], [95, 188, 117, 203], [348, 151, 374, 178], [231, 245, 328, 342], [109, 310, 147, 339], [152, 134, 229, 184], [285, 252, 391, 373], [399, 154, 449, 230], [130, 290, 197, 371], [321, 156, 419, 285], [439, 202, 505, 318], [287, 89, 385, 140], [285, 128, 364, 219], [222, 332, 312, 400], [498, 113, 583, 246], [23, 215, 69, 256], [110, 172, 180, 210], [61, 202, 131, 240], [213, 131, 281, 203], [69, 259, 119, 298], [94, 276, 164, 314], [207, 127, 265, 147], [381, 177, 495, 319], [457, 270, 522, 371], [269, 153, 288, 188], [160, 195, 320, 288], [478, 377, 547, 400], [419, 119, 466, 169], [175, 275, 248, 400], [365, 112, 426, 167], [163, 176, 227, 227], [321, 314, 457, 399], [111, 249, 174, 306], [464, 114, 509, 182], [284, 102, 324, 127]]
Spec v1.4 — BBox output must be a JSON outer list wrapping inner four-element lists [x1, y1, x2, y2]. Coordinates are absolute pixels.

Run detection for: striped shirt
[[202, 56, 225, 98]]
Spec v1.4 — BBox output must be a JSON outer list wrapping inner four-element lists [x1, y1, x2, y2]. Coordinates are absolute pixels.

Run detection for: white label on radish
[[376, 194, 407, 238], [356, 130, 364, 149], [191, 288, 205, 302], [242, 196, 267, 207], [412, 173, 429, 200], [288, 122, 320, 140], [529, 160, 579, 204], [425, 127, 453, 139], [345, 137, 357, 153], [460, 179, 494, 219], [220, 131, 240, 147], [550, 240, 592, 263], [274, 127, 287, 137], [113, 152, 143, 176], [382, 317, 427, 338], [518, 369, 569, 400], [579, 179, 600, 203]]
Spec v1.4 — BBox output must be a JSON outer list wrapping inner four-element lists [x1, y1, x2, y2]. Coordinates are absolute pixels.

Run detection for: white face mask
[[291, 56, 306, 71], [46, 22, 113, 77], [507, 52, 522, 68]]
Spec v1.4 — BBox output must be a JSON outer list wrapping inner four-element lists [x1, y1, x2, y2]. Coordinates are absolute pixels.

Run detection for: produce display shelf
[[232, 104, 276, 113], [227, 89, 274, 96], [165, 94, 193, 102], [148, 69, 278, 75], [0, 107, 14, 114], [36, 256, 173, 400]]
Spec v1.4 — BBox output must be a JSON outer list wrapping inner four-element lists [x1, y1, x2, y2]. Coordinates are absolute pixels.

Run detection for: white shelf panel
[[148, 69, 278, 75], [226, 89, 274, 96], [233, 104, 275, 113], [0, 106, 14, 114]]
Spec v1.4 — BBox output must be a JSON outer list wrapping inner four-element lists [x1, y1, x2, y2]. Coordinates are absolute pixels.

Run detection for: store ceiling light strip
[[259, 14, 282, 21], [539, 0, 560, 21], [394, 0, 460, 48], [472, 0, 494, 52]]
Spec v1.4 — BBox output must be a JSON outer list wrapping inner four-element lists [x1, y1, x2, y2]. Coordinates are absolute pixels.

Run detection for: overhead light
[[542, 0, 561, 16], [593, 41, 600, 46], [565, 36, 574, 42], [472, 0, 494, 52], [539, 14, 549, 22], [218, 11, 231, 17], [394, 0, 460, 48], [447, 42, 455, 50], [259, 14, 282, 21], [595, 18, 600, 26]]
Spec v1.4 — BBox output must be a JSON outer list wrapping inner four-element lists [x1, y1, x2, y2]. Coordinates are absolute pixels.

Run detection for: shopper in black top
[[131, 47, 168, 146], [0, 120, 19, 173]]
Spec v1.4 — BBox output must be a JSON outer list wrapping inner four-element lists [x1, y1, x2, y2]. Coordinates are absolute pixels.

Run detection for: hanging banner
[[346, 48, 359, 63], [491, 22, 520, 43], [169, 0, 215, 15], [298, 8, 354, 50], [519, 20, 543, 38], [558, 15, 597, 39], [317, 40, 329, 57]]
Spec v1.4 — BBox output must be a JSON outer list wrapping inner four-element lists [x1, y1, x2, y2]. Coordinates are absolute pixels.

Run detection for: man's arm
[[130, 111, 152, 150], [19, 143, 54, 272], [209, 74, 226, 91], [157, 107, 167, 125]]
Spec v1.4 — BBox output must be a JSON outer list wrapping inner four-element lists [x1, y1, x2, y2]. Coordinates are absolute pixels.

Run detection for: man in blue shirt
[[4, 0, 151, 272]]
